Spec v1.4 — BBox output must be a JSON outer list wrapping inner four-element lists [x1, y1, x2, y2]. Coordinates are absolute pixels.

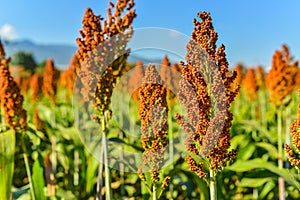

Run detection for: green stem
[[119, 100, 125, 196], [259, 90, 267, 128], [21, 137, 36, 200], [101, 113, 112, 200], [251, 102, 258, 199], [168, 106, 174, 200], [119, 134, 125, 196], [51, 104, 57, 174], [141, 180, 151, 198], [209, 169, 217, 200], [284, 107, 291, 169], [153, 184, 157, 200], [277, 109, 285, 200], [96, 144, 104, 200]]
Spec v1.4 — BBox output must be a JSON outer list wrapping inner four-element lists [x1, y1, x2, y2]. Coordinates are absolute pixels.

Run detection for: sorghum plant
[[284, 90, 300, 172], [42, 58, 59, 103], [75, 1, 136, 199], [232, 63, 245, 88], [76, 1, 136, 113], [129, 60, 144, 103], [175, 12, 239, 200], [160, 55, 180, 102], [138, 64, 170, 200], [0, 41, 27, 131], [243, 68, 258, 102], [30, 74, 43, 104], [160, 55, 172, 96], [253, 65, 268, 127], [267, 44, 298, 107], [59, 67, 76, 96], [267, 44, 299, 200], [0, 39, 28, 200], [256, 65, 266, 90]]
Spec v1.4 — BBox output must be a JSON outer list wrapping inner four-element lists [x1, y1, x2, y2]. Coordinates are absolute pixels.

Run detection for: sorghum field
[[0, 0, 300, 200]]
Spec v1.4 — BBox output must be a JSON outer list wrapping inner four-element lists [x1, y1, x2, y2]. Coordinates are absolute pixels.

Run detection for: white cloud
[[0, 24, 18, 41]]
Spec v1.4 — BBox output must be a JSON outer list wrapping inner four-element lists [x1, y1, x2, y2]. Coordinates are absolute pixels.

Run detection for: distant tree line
[[11, 51, 47, 74]]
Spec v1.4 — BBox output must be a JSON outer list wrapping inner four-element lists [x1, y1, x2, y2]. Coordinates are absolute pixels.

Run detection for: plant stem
[[209, 169, 217, 200], [284, 107, 291, 169], [153, 184, 157, 200], [119, 100, 125, 196], [101, 113, 112, 200], [51, 104, 57, 174], [259, 90, 267, 128], [74, 151, 79, 186], [119, 131, 125, 197], [168, 106, 174, 200], [21, 136, 36, 200], [96, 144, 104, 200], [277, 109, 285, 200], [251, 102, 258, 199]]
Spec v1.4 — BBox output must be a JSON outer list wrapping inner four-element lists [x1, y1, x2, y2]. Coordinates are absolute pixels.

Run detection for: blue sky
[[0, 0, 300, 68]]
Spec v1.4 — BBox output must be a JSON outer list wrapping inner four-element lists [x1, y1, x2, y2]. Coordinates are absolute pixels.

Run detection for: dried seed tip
[[185, 155, 206, 178], [33, 109, 45, 132], [59, 56, 77, 95], [42, 58, 59, 102], [192, 11, 218, 59], [142, 64, 163, 85], [139, 63, 168, 176], [267, 44, 298, 107], [76, 0, 136, 63], [129, 60, 144, 102], [256, 65, 266, 89], [0, 39, 5, 58], [108, 2, 114, 7], [285, 90, 300, 169], [160, 56, 171, 83], [0, 40, 27, 131], [284, 144, 300, 167], [172, 63, 180, 73], [151, 169, 160, 183], [161, 55, 171, 67], [138, 166, 146, 182], [243, 68, 258, 102], [160, 55, 178, 100], [177, 11, 239, 176], [162, 176, 171, 190], [75, 1, 136, 114], [30, 74, 43, 104], [232, 64, 245, 88]]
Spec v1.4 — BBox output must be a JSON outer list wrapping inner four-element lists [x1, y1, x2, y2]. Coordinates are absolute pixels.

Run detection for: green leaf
[[238, 177, 271, 188], [238, 144, 256, 160], [56, 188, 77, 200], [25, 128, 41, 146], [86, 156, 99, 195], [109, 137, 144, 152], [259, 181, 276, 199], [0, 130, 15, 200], [124, 185, 136, 196], [256, 142, 278, 159], [36, 104, 56, 127], [228, 158, 300, 189], [231, 134, 247, 149], [32, 158, 46, 200], [241, 120, 276, 143]]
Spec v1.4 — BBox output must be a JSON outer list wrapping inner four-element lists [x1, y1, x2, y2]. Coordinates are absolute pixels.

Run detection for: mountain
[[2, 39, 77, 69], [2, 39, 180, 70]]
